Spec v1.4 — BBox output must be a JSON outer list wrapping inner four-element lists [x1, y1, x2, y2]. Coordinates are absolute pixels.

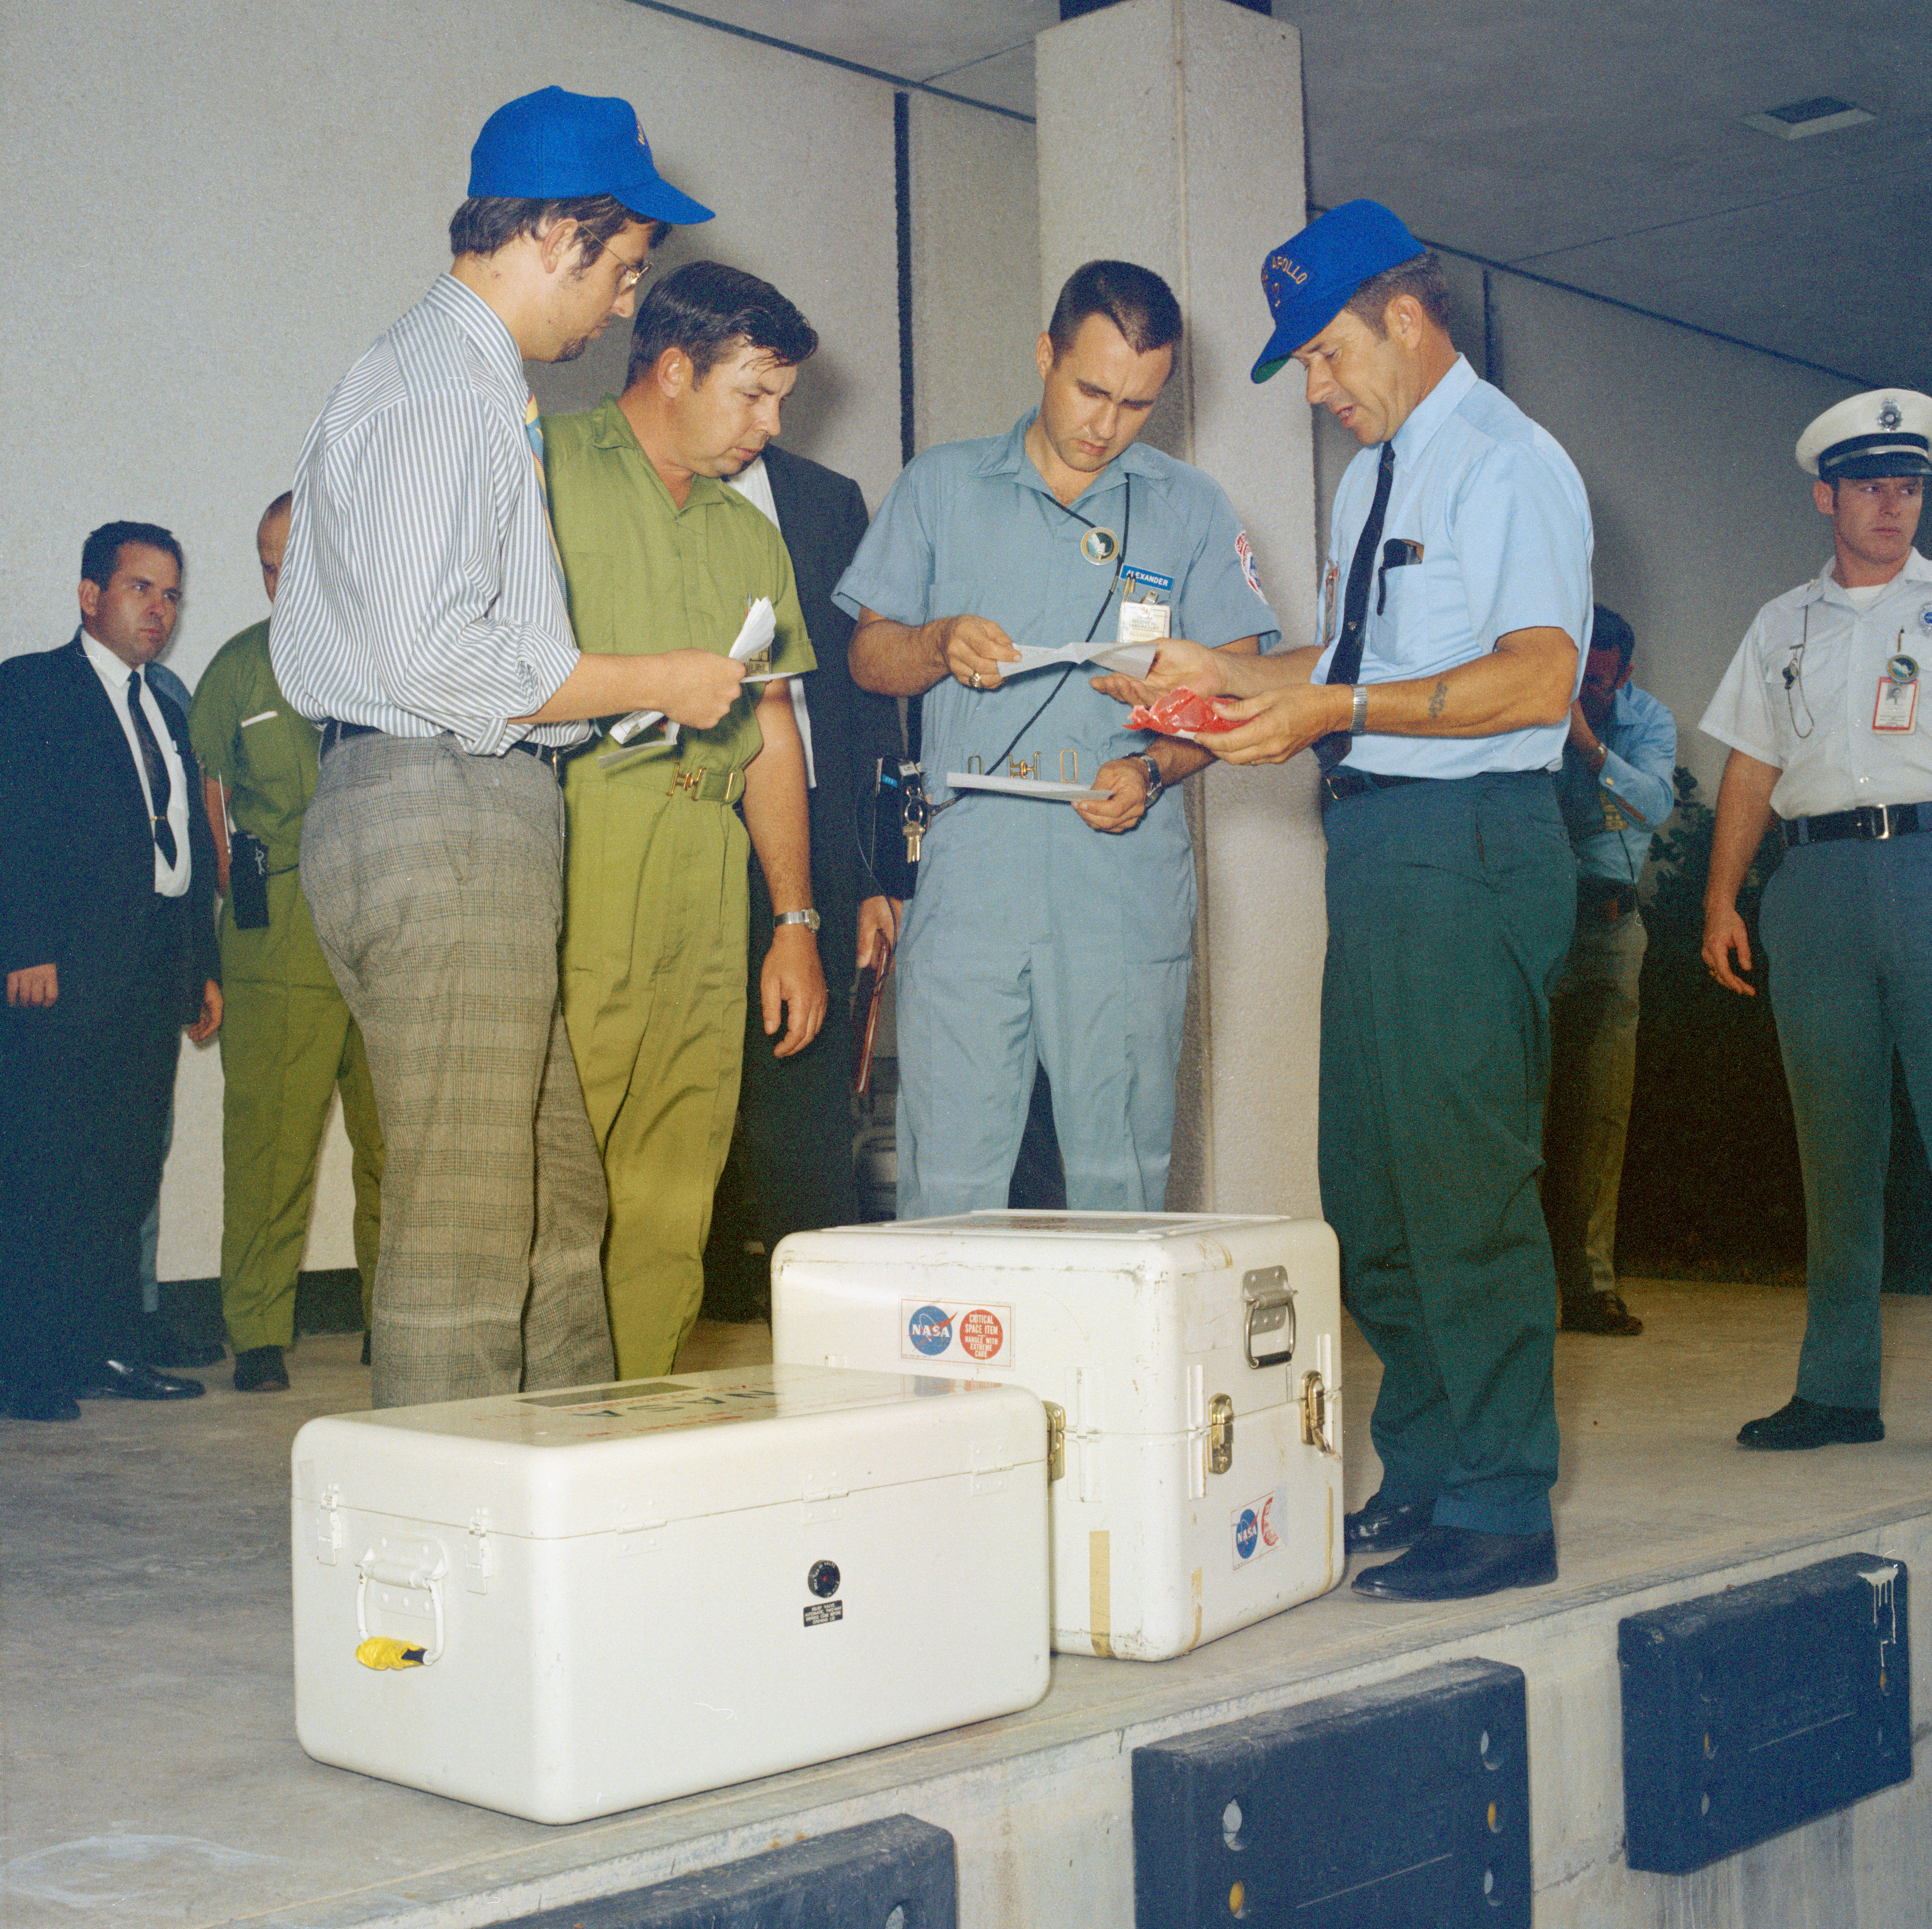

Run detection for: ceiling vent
[[1741, 95, 1875, 140]]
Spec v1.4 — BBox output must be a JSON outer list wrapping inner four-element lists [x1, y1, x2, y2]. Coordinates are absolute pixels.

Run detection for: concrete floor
[[3, 1280, 1929, 1927]]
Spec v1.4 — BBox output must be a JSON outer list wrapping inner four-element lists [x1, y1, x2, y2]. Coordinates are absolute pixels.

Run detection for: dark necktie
[[1314, 439, 1396, 772], [126, 670, 179, 869]]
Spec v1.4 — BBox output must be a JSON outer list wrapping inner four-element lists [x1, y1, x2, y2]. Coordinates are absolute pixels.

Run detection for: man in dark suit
[[711, 441, 901, 1288], [0, 522, 222, 1420]]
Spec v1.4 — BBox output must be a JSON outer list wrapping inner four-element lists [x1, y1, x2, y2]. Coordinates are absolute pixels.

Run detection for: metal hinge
[[1242, 1266, 1296, 1368], [464, 1511, 494, 1595], [1045, 1402, 1067, 1481], [1208, 1393, 1235, 1475], [314, 1482, 344, 1566]]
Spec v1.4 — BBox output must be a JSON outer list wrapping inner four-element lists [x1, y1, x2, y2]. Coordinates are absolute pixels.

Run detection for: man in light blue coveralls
[[1137, 203, 1591, 1602], [839, 262, 1276, 1216]]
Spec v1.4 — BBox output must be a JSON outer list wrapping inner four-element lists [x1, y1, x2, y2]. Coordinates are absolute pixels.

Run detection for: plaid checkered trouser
[[301, 734, 613, 1408]]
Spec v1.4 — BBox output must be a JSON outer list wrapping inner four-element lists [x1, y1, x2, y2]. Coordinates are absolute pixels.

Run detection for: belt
[[1577, 876, 1639, 919], [1782, 802, 1932, 848], [1321, 769, 1425, 804], [614, 757, 746, 805], [318, 718, 579, 777]]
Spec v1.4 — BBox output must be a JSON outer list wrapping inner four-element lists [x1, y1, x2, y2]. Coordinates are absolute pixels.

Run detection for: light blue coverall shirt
[[834, 410, 1279, 1216]]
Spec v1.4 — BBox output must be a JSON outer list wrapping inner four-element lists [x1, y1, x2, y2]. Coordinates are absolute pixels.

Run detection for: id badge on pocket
[[1875, 652, 1920, 733]]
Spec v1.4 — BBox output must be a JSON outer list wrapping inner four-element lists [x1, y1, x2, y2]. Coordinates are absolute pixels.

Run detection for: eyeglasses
[[580, 229, 653, 294]]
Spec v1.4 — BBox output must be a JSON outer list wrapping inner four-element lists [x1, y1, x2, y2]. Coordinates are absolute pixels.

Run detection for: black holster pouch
[[229, 830, 271, 929]]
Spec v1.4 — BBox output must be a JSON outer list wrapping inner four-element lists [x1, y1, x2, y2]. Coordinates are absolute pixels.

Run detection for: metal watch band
[[1350, 683, 1370, 735], [1136, 750, 1164, 805], [774, 908, 821, 932]]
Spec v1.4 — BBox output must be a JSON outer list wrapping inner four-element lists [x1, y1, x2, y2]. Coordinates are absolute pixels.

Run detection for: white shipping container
[[772, 1212, 1344, 1661], [291, 1364, 1050, 1823]]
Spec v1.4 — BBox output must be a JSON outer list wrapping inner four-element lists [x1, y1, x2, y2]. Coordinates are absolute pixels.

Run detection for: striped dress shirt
[[269, 274, 586, 754]]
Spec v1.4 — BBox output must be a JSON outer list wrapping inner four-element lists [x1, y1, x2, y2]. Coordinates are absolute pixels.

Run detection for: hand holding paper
[[608, 598, 776, 747]]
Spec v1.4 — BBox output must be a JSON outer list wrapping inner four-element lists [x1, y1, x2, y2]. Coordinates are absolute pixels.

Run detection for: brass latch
[[1208, 1393, 1235, 1475], [1045, 1401, 1066, 1482], [1300, 1370, 1334, 1454], [1242, 1266, 1295, 1368]]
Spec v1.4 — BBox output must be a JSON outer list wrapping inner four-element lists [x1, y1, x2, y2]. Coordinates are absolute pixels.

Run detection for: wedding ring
[[970, 669, 984, 690]]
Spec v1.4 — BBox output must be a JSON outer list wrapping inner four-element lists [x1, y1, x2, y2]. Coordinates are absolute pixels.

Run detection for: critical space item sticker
[[902, 1300, 1015, 1366], [1231, 1487, 1287, 1569]]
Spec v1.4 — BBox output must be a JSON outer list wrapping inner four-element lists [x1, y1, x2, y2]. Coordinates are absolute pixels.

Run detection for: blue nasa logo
[[907, 1304, 956, 1357], [1234, 1508, 1259, 1561], [1917, 604, 1932, 634]]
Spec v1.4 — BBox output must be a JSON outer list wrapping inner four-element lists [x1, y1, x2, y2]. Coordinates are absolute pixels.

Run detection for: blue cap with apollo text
[[1251, 200, 1426, 384], [469, 86, 714, 225]]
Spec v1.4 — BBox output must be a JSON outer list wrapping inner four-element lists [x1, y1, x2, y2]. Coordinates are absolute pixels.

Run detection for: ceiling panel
[[646, 0, 1930, 386]]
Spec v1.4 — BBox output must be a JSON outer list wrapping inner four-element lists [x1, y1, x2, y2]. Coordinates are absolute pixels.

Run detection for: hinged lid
[[292, 1364, 1043, 1541]]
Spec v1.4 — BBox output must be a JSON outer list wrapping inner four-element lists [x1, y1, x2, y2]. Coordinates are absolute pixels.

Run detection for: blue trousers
[[1761, 834, 1932, 1408], [895, 793, 1193, 1217], [1319, 772, 1575, 1535]]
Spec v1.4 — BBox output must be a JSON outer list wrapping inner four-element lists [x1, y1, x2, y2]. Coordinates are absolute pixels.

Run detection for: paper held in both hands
[[600, 598, 777, 769], [943, 638, 1161, 804]]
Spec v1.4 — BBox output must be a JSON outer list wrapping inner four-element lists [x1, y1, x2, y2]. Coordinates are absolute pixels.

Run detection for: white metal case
[[291, 1364, 1049, 1823], [771, 1212, 1344, 1661]]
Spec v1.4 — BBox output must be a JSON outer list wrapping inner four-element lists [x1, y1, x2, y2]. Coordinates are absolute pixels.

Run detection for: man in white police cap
[[1702, 387, 1932, 1450]]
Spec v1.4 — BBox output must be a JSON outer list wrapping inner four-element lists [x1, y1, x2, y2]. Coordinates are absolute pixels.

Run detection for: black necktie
[[126, 671, 179, 869], [1314, 440, 1396, 772]]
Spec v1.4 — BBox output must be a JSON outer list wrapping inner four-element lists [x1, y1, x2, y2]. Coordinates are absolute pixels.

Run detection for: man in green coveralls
[[546, 263, 824, 1376], [190, 496, 383, 1392]]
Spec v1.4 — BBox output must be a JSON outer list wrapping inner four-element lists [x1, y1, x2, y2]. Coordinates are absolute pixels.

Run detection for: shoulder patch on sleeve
[[1236, 528, 1265, 601]]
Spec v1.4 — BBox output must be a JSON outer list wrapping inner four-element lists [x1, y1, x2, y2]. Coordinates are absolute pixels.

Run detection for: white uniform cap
[[1796, 389, 1932, 480]]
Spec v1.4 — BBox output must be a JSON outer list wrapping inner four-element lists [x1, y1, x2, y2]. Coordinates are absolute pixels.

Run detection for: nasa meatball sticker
[[902, 1299, 1015, 1367], [1231, 1488, 1287, 1569]]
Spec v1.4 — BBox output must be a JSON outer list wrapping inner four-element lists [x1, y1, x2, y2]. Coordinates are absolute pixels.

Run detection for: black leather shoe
[[1561, 1290, 1643, 1336], [1344, 1492, 1434, 1553], [76, 1360, 205, 1401], [1737, 1395, 1882, 1450], [1353, 1526, 1557, 1600], [7, 1387, 82, 1422], [233, 1345, 289, 1392]]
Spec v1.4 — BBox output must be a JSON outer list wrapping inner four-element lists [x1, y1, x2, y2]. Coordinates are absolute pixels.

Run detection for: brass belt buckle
[[674, 766, 704, 796]]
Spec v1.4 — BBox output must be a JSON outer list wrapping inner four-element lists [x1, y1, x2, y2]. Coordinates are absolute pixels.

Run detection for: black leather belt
[[319, 718, 576, 776], [1321, 769, 1424, 803], [1577, 876, 1639, 919], [1782, 802, 1932, 848]]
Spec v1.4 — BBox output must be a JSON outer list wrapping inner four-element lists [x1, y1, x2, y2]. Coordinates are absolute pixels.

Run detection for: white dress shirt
[[724, 454, 817, 789], [78, 629, 190, 896]]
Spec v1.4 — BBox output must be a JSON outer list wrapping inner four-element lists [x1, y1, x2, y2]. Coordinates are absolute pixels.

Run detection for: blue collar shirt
[[1318, 356, 1594, 780]]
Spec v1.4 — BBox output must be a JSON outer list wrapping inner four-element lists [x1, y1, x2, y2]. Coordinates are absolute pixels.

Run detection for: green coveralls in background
[[546, 400, 812, 1377], [189, 622, 383, 1352]]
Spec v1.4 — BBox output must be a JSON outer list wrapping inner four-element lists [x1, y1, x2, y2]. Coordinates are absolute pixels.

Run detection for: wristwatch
[[774, 908, 821, 933], [1134, 751, 1164, 807]]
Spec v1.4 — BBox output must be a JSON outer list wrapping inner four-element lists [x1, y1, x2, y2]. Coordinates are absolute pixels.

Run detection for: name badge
[[1121, 564, 1174, 596], [1875, 656, 1919, 733], [1117, 593, 1171, 647]]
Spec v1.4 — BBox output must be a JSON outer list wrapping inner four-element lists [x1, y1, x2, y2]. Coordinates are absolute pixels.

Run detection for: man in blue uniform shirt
[[1702, 388, 1932, 1451], [839, 261, 1276, 1217], [1544, 606, 1676, 1337], [1138, 201, 1592, 1601]]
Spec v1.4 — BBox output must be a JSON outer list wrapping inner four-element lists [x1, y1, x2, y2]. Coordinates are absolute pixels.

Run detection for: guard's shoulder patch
[[1236, 528, 1265, 600]]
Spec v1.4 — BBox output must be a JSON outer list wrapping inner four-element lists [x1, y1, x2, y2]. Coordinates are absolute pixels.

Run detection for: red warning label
[[959, 1309, 1005, 1361]]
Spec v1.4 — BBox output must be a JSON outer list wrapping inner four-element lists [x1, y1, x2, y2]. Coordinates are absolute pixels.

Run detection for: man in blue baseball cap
[[270, 88, 737, 1409], [1126, 199, 1594, 1601]]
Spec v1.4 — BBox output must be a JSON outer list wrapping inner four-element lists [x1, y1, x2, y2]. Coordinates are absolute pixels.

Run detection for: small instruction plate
[[946, 772, 1106, 802]]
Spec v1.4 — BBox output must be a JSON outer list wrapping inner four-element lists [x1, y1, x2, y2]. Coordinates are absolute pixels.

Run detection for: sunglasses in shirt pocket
[[1375, 538, 1424, 615]]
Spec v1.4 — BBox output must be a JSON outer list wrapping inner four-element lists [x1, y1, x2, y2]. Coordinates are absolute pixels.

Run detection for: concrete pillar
[[1036, 0, 1325, 1217]]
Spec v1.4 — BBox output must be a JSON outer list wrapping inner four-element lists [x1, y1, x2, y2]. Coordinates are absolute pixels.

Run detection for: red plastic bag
[[1128, 687, 1237, 738]]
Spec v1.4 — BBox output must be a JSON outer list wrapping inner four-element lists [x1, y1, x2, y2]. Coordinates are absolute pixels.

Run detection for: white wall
[[0, 0, 1020, 1280]]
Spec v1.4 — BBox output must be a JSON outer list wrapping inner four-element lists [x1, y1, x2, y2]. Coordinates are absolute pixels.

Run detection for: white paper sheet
[[607, 597, 777, 746], [995, 639, 1160, 681], [945, 771, 1107, 802]]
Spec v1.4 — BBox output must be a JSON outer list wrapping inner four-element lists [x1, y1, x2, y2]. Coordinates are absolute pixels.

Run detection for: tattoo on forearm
[[1428, 680, 1448, 720]]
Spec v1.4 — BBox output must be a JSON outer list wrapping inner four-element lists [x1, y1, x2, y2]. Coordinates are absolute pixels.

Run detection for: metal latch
[[1044, 1402, 1067, 1481], [1300, 1369, 1334, 1454], [1242, 1265, 1295, 1368], [1208, 1393, 1235, 1475]]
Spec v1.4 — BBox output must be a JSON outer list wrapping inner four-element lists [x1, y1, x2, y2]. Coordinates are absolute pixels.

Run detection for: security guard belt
[[1783, 802, 1932, 848]]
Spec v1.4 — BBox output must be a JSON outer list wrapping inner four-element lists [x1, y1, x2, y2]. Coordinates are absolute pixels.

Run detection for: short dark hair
[[1046, 260, 1183, 361], [81, 521, 183, 588], [1591, 604, 1636, 672], [448, 195, 670, 267], [1344, 250, 1454, 336], [625, 261, 818, 389]]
